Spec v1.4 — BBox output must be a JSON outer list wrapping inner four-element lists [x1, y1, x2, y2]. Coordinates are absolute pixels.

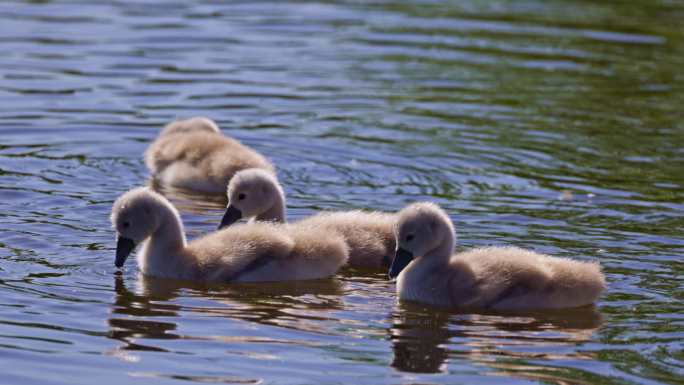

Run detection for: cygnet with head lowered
[[110, 187, 348, 282], [145, 117, 275, 193], [217, 168, 396, 268], [389, 202, 607, 309]]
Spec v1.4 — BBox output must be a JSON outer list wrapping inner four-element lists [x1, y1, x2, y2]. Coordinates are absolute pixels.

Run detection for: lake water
[[1, 0, 683, 383]]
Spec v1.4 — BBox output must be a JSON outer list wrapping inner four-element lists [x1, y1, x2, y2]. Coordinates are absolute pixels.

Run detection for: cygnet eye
[[406, 234, 414, 242], [238, 193, 246, 200], [123, 221, 130, 229]]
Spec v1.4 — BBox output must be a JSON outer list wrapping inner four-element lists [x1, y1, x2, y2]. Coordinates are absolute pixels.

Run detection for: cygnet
[[389, 202, 607, 309], [217, 168, 396, 267], [111, 187, 348, 282], [145, 117, 274, 192]]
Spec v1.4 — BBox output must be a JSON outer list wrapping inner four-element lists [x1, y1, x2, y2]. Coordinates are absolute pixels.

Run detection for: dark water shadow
[[106, 273, 347, 352], [389, 300, 604, 375]]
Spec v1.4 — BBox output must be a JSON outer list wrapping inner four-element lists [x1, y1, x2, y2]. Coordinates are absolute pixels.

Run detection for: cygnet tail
[[546, 258, 607, 308], [497, 258, 606, 309]]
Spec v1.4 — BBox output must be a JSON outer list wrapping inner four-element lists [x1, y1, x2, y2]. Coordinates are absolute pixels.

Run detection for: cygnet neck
[[254, 190, 286, 223], [421, 219, 456, 267], [139, 204, 188, 274], [397, 216, 456, 298], [426, 234, 455, 263]]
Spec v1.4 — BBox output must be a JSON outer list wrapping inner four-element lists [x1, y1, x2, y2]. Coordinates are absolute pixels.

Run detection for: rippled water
[[1, 0, 683, 383]]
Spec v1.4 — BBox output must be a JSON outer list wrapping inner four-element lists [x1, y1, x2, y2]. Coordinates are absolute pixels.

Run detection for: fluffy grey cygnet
[[218, 168, 396, 268], [389, 202, 607, 309], [145, 117, 274, 193], [110, 187, 348, 282]]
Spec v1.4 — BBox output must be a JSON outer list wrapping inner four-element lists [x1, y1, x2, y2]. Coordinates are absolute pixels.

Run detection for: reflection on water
[[390, 306, 451, 374], [105, 272, 608, 383], [389, 302, 603, 377], [1, 0, 683, 383], [108, 274, 350, 352]]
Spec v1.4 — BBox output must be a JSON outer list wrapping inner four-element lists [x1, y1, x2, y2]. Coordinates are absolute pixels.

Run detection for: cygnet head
[[159, 117, 221, 137], [389, 202, 455, 279], [110, 187, 180, 268], [218, 168, 284, 229]]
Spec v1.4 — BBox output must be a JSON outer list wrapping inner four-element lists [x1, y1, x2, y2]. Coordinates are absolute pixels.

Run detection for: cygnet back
[[145, 117, 275, 192], [298, 211, 396, 267], [158, 117, 220, 137]]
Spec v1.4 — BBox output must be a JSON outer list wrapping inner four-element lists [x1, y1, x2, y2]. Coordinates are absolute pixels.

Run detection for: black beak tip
[[115, 237, 136, 268], [388, 247, 414, 280], [218, 205, 242, 230]]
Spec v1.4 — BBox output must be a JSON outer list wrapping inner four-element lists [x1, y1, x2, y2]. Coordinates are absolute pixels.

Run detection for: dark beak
[[218, 204, 242, 230], [115, 237, 136, 268], [389, 247, 414, 279]]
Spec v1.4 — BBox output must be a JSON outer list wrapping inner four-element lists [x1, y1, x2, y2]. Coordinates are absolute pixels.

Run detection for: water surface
[[1, 0, 683, 383]]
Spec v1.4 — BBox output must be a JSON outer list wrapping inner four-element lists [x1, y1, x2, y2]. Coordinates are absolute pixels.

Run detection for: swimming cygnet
[[145, 117, 275, 192], [110, 187, 348, 282], [217, 168, 396, 267], [389, 202, 607, 309]]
